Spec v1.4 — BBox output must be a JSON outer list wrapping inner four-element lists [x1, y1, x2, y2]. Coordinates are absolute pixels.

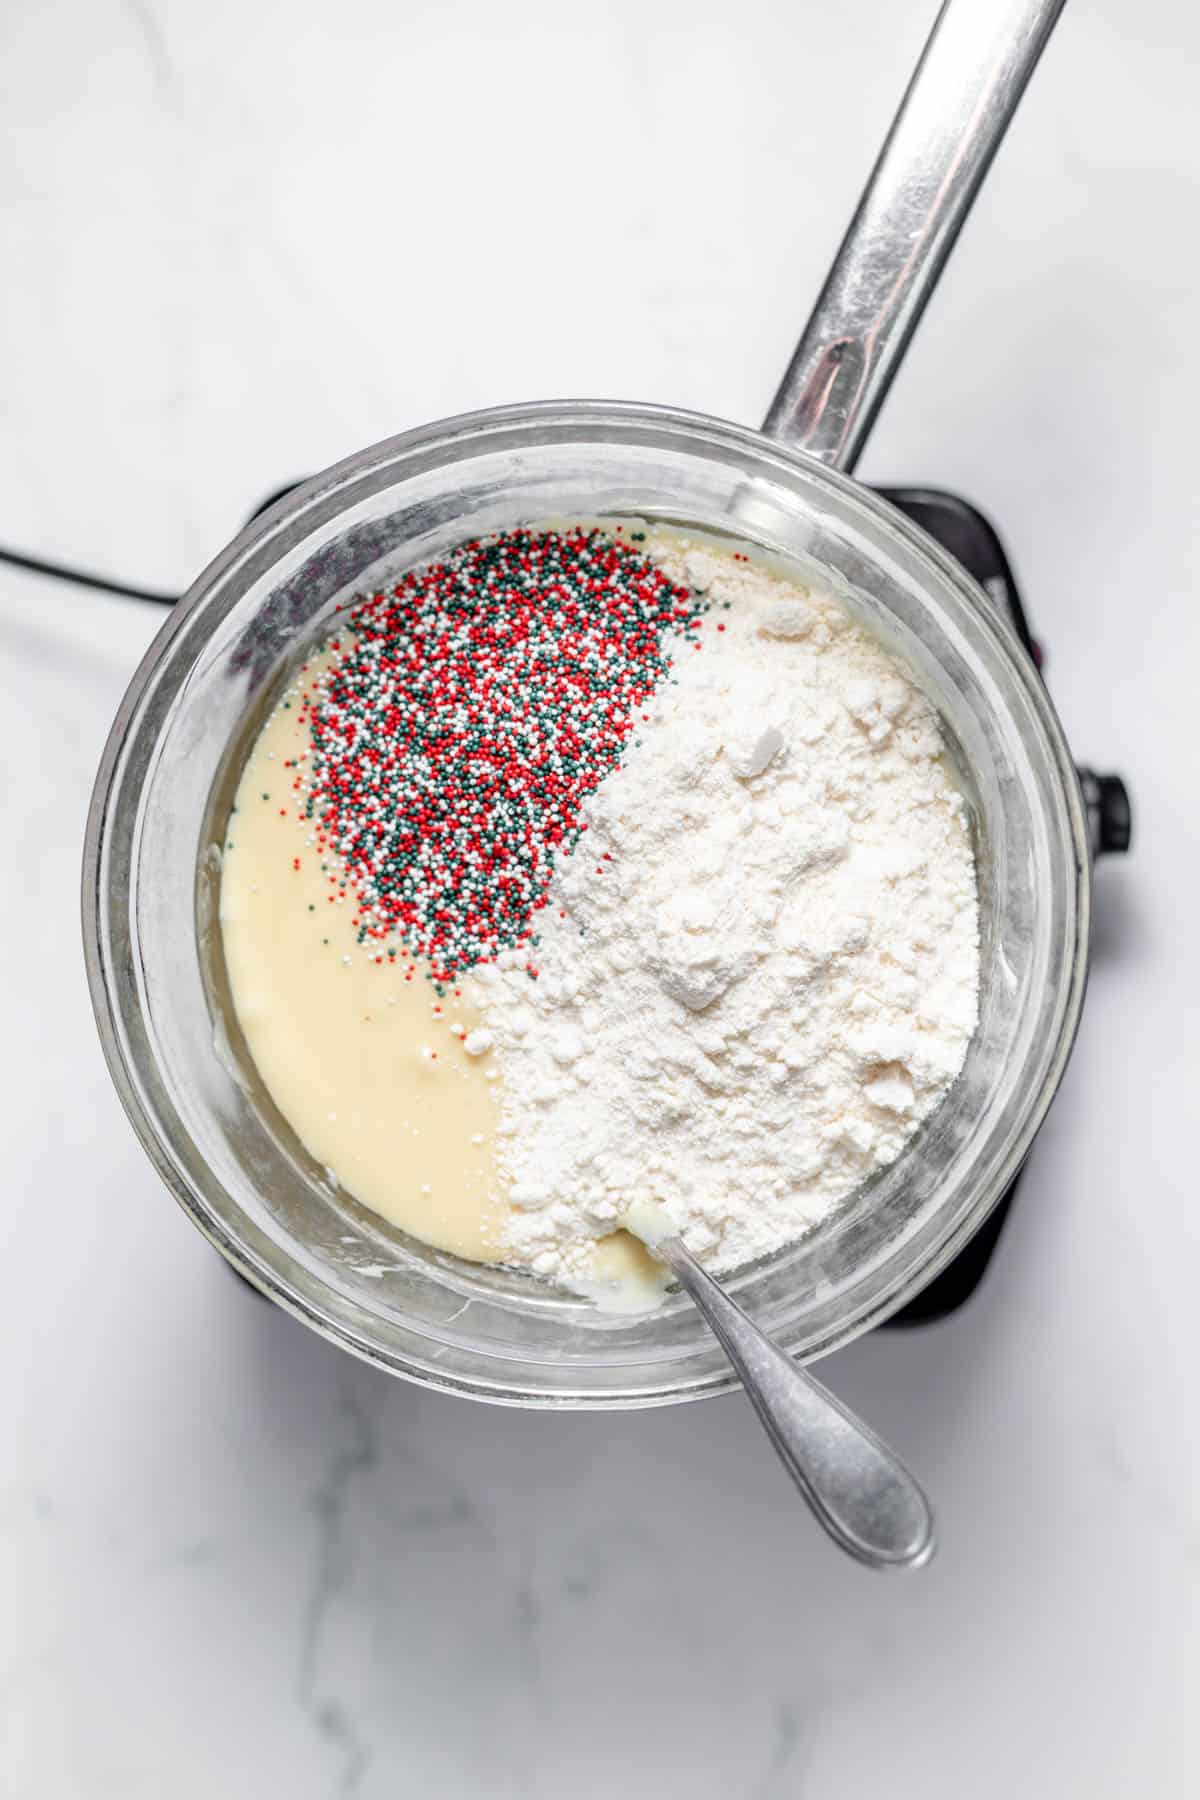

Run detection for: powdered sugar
[[466, 530, 979, 1293]]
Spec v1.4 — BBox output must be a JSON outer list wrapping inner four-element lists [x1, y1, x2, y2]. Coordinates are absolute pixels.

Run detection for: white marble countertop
[[2, 0, 1197, 1792]]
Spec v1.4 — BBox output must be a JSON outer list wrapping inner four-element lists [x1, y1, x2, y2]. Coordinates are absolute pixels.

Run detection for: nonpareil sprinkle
[[298, 527, 709, 981]]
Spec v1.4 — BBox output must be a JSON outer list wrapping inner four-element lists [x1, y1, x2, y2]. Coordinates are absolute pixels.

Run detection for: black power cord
[[0, 483, 304, 607], [0, 543, 176, 605]]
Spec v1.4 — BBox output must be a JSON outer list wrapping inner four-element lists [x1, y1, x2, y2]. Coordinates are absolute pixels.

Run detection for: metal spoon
[[624, 1201, 934, 1570]]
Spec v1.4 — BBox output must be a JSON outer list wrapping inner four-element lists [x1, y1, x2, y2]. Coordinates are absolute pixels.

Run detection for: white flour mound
[[466, 531, 979, 1290]]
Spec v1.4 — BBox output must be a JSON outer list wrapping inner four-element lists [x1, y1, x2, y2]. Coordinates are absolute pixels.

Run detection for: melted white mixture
[[472, 532, 980, 1285]]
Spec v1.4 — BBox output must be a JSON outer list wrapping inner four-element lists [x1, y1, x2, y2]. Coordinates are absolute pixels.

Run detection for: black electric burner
[[874, 487, 1129, 1323], [235, 480, 1131, 1326]]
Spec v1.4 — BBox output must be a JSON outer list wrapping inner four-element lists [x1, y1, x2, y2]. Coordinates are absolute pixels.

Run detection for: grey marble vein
[[298, 1369, 379, 1797], [124, 0, 173, 93]]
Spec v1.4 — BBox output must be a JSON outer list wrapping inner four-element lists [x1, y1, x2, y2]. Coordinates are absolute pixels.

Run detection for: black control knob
[[1078, 768, 1132, 857]]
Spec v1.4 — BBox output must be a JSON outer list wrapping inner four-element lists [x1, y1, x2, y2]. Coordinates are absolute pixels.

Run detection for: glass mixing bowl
[[82, 401, 1090, 1406]]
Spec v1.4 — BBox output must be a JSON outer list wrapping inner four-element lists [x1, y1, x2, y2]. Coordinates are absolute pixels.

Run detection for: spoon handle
[[656, 1235, 935, 1569]]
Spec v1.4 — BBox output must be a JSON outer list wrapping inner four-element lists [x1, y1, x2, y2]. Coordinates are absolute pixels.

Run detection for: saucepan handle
[[764, 0, 1067, 472]]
